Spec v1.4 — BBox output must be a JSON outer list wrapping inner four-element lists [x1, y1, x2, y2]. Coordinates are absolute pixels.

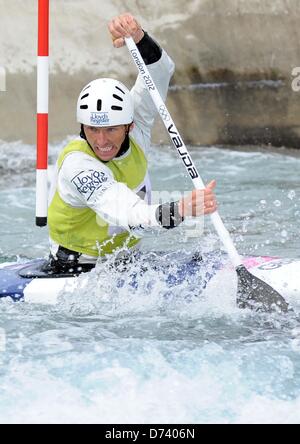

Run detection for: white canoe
[[0, 254, 299, 306]]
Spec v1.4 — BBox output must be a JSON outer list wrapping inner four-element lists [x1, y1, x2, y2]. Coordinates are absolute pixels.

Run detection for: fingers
[[203, 181, 217, 214], [178, 181, 218, 217], [203, 196, 217, 214], [108, 13, 144, 48], [179, 192, 210, 217], [206, 179, 216, 190]]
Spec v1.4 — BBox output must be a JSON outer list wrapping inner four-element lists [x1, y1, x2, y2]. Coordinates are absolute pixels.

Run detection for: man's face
[[83, 124, 132, 161]]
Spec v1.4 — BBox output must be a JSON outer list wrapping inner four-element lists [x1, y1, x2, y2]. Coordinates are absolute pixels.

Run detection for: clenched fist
[[108, 13, 144, 48]]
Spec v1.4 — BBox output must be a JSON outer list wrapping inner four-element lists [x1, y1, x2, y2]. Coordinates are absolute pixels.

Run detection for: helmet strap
[[80, 124, 87, 140], [115, 124, 131, 158]]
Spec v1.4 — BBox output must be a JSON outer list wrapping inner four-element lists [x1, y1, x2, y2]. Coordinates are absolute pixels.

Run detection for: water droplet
[[288, 190, 296, 200]]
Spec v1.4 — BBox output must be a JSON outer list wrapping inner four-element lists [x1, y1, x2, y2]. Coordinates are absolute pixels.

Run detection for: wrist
[[134, 29, 144, 44], [155, 201, 184, 229], [136, 31, 162, 65]]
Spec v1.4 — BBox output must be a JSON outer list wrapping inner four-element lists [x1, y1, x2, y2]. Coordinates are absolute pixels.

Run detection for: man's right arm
[[58, 152, 160, 231], [58, 152, 217, 232]]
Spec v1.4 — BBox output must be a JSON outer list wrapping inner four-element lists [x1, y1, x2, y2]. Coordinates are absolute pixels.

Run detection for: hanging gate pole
[[36, 0, 49, 227]]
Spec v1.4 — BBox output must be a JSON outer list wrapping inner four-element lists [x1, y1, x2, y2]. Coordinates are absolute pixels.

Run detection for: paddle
[[125, 36, 290, 313]]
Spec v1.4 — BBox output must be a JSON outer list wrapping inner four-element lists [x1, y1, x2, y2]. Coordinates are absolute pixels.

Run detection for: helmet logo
[[90, 112, 109, 126]]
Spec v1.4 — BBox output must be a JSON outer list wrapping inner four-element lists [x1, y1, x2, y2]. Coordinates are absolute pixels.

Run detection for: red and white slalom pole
[[36, 0, 49, 226]]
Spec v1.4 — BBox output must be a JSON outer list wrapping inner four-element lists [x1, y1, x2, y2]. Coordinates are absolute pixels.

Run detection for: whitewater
[[0, 140, 300, 423]]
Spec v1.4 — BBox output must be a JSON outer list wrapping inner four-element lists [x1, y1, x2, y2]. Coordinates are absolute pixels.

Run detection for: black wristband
[[136, 31, 162, 65], [155, 201, 184, 229]]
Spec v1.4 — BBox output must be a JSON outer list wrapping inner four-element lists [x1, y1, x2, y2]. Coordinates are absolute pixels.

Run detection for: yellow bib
[[48, 138, 149, 257]]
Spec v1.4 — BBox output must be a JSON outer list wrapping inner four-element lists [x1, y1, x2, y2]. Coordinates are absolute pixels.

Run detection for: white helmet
[[77, 78, 134, 127]]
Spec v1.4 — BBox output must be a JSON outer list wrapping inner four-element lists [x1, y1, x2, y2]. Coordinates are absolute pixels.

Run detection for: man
[[47, 13, 217, 274]]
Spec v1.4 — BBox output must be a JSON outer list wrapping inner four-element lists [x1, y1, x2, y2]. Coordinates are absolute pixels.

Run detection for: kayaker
[[47, 13, 217, 274]]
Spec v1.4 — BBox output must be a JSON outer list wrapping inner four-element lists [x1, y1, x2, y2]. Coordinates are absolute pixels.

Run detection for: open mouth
[[94, 145, 116, 155]]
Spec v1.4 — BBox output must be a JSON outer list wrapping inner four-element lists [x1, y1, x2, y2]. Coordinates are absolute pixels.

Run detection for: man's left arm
[[108, 13, 175, 148], [130, 34, 175, 146]]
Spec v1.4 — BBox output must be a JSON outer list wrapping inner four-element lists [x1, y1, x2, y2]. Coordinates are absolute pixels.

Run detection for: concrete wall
[[1, 0, 300, 147]]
